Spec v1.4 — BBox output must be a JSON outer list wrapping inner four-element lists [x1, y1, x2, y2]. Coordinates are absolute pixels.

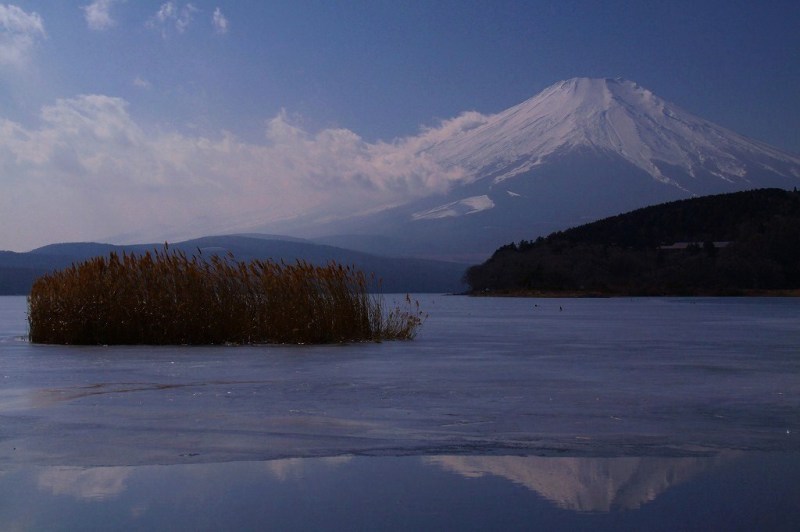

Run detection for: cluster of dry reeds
[[27, 247, 424, 345]]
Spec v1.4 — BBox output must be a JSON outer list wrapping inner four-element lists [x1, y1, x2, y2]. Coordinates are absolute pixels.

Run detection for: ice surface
[[0, 295, 798, 468]]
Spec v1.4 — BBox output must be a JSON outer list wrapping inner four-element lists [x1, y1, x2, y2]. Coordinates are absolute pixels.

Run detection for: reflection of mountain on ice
[[427, 453, 737, 512]]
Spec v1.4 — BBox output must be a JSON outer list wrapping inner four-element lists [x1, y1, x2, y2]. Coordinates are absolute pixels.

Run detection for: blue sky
[[1, 1, 799, 250]]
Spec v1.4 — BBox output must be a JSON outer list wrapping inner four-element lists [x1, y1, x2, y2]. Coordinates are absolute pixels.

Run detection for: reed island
[[27, 247, 423, 345]]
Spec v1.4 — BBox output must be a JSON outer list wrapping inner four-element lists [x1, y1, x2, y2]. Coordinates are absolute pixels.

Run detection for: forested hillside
[[465, 188, 800, 295]]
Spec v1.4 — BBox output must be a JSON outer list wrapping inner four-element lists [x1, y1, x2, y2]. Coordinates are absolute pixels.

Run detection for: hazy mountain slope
[[0, 235, 467, 295], [308, 78, 800, 261], [173, 235, 467, 293]]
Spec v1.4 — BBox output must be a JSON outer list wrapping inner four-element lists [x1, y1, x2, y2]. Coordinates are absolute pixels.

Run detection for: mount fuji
[[311, 78, 800, 261]]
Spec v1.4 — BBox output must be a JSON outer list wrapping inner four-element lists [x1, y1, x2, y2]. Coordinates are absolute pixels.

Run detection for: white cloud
[[148, 2, 196, 36], [133, 76, 152, 89], [0, 4, 45, 65], [154, 1, 176, 23], [409, 111, 489, 149], [212, 7, 228, 35], [176, 3, 196, 33], [82, 0, 121, 31], [0, 94, 468, 251]]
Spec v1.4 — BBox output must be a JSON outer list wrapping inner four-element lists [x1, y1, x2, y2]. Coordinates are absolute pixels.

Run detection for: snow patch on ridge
[[412, 195, 495, 220]]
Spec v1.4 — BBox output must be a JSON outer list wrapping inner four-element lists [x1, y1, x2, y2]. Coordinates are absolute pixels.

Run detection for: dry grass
[[27, 247, 424, 345]]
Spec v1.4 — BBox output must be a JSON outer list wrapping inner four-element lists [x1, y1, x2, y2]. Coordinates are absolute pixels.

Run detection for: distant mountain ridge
[[0, 235, 467, 296], [294, 78, 800, 261]]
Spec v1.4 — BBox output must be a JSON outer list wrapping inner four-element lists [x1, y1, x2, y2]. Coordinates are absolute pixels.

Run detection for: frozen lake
[[1, 295, 799, 530]]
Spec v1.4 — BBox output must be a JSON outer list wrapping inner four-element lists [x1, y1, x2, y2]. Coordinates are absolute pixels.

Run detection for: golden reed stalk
[[27, 247, 424, 345]]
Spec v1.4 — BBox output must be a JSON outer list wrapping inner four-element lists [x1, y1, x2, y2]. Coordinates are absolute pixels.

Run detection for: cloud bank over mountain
[[0, 93, 469, 250]]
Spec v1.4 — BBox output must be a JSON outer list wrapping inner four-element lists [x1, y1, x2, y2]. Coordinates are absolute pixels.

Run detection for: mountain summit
[[427, 77, 800, 193], [307, 78, 800, 260]]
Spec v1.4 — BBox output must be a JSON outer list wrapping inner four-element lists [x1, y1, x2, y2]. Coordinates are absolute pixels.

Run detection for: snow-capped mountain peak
[[428, 77, 800, 190]]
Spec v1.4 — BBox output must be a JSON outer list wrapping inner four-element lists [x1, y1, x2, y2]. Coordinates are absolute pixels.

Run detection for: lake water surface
[[1, 295, 798, 530]]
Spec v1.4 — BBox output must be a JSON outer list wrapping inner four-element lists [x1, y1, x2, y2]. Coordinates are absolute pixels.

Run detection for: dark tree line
[[465, 188, 800, 295]]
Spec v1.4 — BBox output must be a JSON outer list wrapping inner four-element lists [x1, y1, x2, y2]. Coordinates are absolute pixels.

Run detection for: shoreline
[[466, 288, 800, 298]]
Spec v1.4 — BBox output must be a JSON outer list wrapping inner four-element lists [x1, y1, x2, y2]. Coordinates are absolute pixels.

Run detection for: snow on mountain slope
[[411, 195, 495, 220], [424, 77, 800, 191]]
